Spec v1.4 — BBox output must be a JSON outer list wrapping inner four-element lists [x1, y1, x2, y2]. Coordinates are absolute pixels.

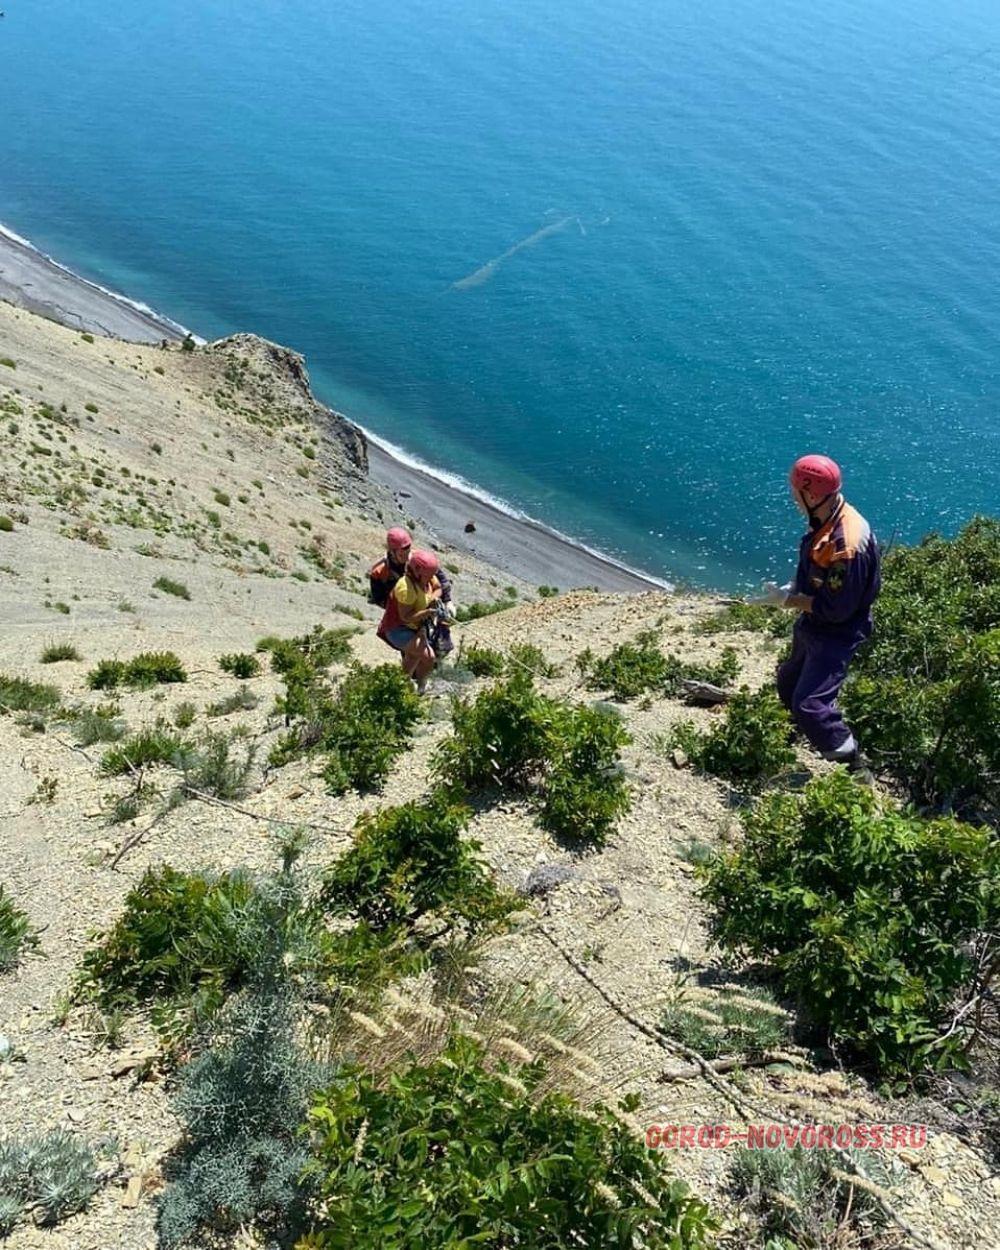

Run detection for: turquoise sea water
[[2, 0, 999, 589]]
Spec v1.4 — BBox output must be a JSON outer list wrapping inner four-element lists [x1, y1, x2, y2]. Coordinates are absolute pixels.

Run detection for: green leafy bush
[[266, 624, 356, 671], [87, 651, 187, 691], [672, 687, 795, 789], [303, 1034, 715, 1250], [0, 884, 38, 973], [40, 642, 80, 664], [64, 702, 126, 746], [697, 601, 793, 638], [99, 726, 187, 775], [538, 704, 630, 847], [701, 771, 1000, 1076], [454, 594, 517, 622], [0, 1130, 101, 1233], [321, 797, 514, 934], [460, 643, 506, 677], [580, 630, 739, 701], [660, 986, 791, 1059], [153, 575, 191, 600], [273, 661, 423, 795], [218, 652, 261, 679], [507, 641, 560, 679], [841, 518, 1000, 810], [77, 865, 255, 1014], [434, 673, 632, 844], [433, 671, 554, 792], [0, 674, 60, 717]]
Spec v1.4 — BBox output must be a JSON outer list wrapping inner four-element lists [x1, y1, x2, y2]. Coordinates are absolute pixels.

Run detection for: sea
[[1, 0, 999, 590]]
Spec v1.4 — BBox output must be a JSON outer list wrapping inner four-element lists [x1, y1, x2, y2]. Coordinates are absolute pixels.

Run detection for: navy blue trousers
[[776, 625, 861, 757]]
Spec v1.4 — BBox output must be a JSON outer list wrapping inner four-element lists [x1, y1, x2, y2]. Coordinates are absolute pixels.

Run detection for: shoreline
[[0, 220, 666, 593], [0, 222, 191, 343]]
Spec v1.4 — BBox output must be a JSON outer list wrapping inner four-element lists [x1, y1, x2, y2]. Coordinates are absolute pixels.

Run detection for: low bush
[[64, 702, 126, 746], [218, 652, 261, 680], [87, 651, 187, 691], [841, 517, 1000, 811], [178, 730, 256, 800], [0, 1129, 102, 1234], [538, 704, 630, 847], [206, 685, 258, 718], [671, 687, 795, 789], [697, 601, 793, 638], [660, 985, 791, 1059], [266, 624, 357, 671], [507, 641, 560, 678], [730, 1145, 896, 1249], [0, 884, 38, 973], [0, 674, 60, 717], [100, 726, 186, 776], [701, 770, 1000, 1076], [321, 797, 515, 934], [77, 865, 255, 1016], [434, 673, 632, 845], [460, 643, 506, 677], [40, 642, 80, 664], [153, 575, 191, 600], [273, 660, 422, 795], [454, 594, 517, 622], [173, 701, 197, 729], [579, 630, 738, 701], [303, 1034, 715, 1250]]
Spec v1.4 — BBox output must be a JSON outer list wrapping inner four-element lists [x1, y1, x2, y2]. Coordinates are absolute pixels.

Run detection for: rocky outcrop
[[208, 333, 368, 474]]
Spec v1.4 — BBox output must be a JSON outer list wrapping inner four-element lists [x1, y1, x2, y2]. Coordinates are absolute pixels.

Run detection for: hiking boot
[[844, 749, 875, 786]]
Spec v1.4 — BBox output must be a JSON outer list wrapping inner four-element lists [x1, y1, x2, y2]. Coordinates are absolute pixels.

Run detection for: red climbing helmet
[[386, 526, 412, 550], [407, 548, 439, 579], [789, 454, 842, 500]]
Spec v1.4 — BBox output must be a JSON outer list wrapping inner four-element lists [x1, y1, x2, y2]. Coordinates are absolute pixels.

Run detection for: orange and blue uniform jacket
[[793, 500, 880, 643]]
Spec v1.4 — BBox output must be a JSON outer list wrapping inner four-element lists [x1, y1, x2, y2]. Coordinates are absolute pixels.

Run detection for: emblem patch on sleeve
[[826, 565, 846, 593]]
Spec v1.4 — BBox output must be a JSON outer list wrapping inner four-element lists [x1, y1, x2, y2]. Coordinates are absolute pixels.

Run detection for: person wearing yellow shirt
[[377, 548, 442, 693]]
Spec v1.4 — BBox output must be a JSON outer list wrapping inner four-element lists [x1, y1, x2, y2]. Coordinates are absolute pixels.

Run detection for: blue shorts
[[385, 625, 419, 651]]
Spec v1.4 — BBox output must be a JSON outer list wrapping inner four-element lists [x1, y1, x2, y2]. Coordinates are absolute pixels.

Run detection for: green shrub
[[267, 624, 356, 671], [272, 660, 422, 794], [454, 594, 517, 623], [0, 884, 39, 973], [84, 401, 98, 412], [206, 685, 259, 717], [433, 672, 554, 792], [660, 986, 790, 1059], [153, 575, 191, 600], [506, 641, 560, 678], [671, 687, 795, 789], [537, 704, 630, 847], [697, 601, 793, 638], [218, 652, 261, 679], [304, 1034, 715, 1250], [64, 703, 126, 746], [0, 674, 60, 717], [842, 518, 1000, 810], [460, 643, 506, 677], [580, 630, 738, 701], [213, 490, 231, 507], [99, 726, 186, 776], [87, 651, 187, 691], [173, 701, 197, 729], [0, 516, 13, 533], [179, 731, 256, 800], [0, 1129, 101, 1232], [321, 797, 514, 934], [40, 642, 80, 664], [0, 358, 16, 370], [701, 770, 1000, 1076], [77, 865, 255, 1014]]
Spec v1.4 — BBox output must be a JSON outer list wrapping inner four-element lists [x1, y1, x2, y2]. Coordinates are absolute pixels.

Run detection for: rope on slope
[[534, 919, 946, 1250]]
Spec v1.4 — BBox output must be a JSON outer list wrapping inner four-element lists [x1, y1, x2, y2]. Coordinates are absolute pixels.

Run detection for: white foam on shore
[[0, 221, 203, 343], [359, 423, 673, 591]]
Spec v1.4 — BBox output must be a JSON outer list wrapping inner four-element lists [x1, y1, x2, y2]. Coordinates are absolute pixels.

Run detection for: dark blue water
[[2, 0, 999, 588]]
